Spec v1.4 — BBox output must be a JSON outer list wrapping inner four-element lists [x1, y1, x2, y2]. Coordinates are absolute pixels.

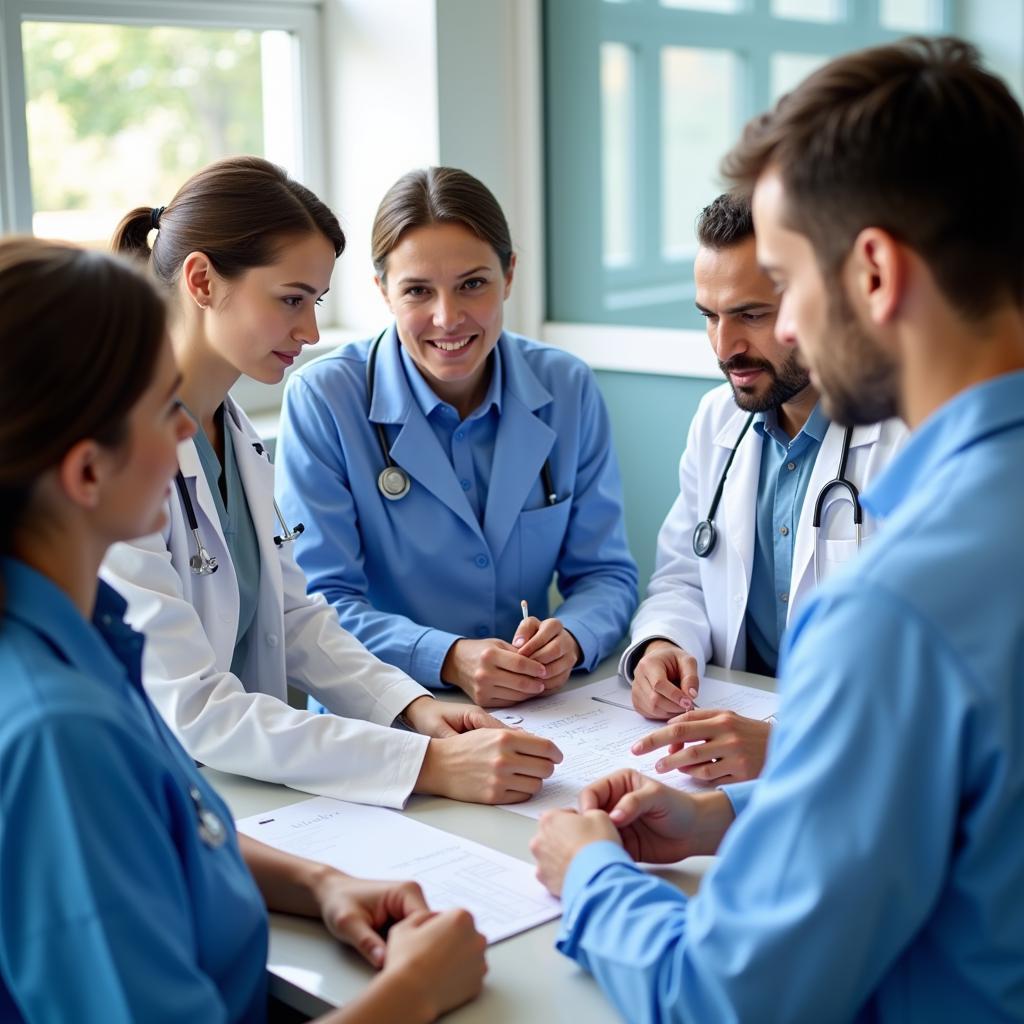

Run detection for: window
[[0, 0, 324, 245], [544, 0, 951, 332]]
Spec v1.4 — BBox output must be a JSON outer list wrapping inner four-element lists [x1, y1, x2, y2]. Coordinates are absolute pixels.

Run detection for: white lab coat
[[620, 384, 908, 678], [101, 397, 431, 808]]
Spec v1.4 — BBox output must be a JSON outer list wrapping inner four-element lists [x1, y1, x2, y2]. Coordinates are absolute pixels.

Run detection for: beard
[[720, 351, 811, 413], [814, 281, 900, 427]]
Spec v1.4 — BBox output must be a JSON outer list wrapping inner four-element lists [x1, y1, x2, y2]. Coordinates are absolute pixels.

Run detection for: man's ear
[[847, 227, 905, 326], [56, 439, 107, 511], [181, 251, 215, 310]]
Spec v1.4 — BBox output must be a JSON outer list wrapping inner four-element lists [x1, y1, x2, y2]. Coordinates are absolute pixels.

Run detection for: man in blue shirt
[[531, 36, 1024, 1022], [622, 194, 904, 783]]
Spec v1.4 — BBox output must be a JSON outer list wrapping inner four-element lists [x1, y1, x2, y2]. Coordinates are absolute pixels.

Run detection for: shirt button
[[787, 461, 797, 472], [780, 592, 789, 604], [475, 625, 489, 638], [266, 633, 279, 647], [779, 525, 789, 536], [474, 554, 489, 568], [454, 431, 465, 442], [461, 478, 471, 491]]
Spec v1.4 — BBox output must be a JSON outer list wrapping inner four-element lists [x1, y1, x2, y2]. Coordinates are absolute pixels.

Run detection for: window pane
[[661, 47, 740, 261], [661, 0, 742, 12], [22, 21, 296, 246], [880, 0, 939, 31], [771, 0, 843, 22], [771, 52, 828, 101], [601, 43, 636, 268]]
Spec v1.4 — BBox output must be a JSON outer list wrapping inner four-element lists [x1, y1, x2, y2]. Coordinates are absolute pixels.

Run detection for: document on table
[[494, 674, 778, 821], [235, 797, 559, 944]]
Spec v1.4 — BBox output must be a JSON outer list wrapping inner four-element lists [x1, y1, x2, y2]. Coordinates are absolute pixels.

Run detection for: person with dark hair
[[531, 36, 1024, 1022], [276, 167, 637, 708], [620, 191, 904, 782], [0, 237, 488, 1023], [102, 156, 564, 807]]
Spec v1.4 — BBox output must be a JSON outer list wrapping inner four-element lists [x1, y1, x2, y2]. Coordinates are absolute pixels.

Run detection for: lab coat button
[[787, 461, 797, 471], [780, 525, 789, 536], [474, 554, 489, 568], [461, 478, 471, 491], [455, 431, 465, 442], [266, 633, 279, 647]]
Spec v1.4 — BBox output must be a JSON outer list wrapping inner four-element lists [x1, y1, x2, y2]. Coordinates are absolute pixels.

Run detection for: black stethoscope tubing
[[692, 415, 861, 559], [366, 330, 557, 506]]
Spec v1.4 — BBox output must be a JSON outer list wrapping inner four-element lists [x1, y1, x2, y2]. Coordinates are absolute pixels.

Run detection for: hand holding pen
[[512, 599, 581, 697]]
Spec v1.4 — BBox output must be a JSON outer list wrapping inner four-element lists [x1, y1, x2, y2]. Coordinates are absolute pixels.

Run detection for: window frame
[[0, 0, 326, 236]]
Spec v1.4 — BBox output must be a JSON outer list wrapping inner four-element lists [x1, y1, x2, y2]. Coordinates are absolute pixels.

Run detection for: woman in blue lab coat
[[277, 167, 638, 707], [0, 238, 485, 1023]]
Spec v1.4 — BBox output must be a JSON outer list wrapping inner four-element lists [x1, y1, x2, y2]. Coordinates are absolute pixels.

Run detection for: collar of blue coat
[[863, 368, 1024, 519], [1, 557, 145, 693], [368, 325, 553, 424], [753, 399, 830, 448]]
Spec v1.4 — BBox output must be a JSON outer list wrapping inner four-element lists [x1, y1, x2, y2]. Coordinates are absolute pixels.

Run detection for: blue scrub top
[[276, 328, 638, 687], [555, 371, 1024, 1022], [0, 559, 267, 1024]]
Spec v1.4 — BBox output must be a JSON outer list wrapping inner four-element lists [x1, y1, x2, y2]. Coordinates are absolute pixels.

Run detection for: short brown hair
[[112, 155, 345, 285], [371, 167, 513, 279], [722, 36, 1024, 317], [0, 238, 166, 570], [696, 192, 754, 250]]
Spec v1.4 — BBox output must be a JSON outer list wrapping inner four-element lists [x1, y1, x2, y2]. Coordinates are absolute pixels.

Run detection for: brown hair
[[371, 167, 513, 279], [721, 36, 1024, 318], [0, 237, 167, 581], [111, 155, 345, 286], [696, 192, 754, 250]]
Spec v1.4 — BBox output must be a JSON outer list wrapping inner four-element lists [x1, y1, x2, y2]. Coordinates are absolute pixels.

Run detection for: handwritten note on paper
[[236, 797, 559, 944], [498, 674, 778, 821]]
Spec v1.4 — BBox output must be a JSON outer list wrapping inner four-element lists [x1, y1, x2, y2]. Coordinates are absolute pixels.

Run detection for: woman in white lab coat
[[103, 156, 561, 808]]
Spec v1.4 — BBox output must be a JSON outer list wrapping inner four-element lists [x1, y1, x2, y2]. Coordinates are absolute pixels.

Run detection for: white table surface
[[203, 663, 776, 1021]]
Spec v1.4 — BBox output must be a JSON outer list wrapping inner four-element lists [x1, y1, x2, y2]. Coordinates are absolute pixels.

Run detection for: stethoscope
[[174, 441, 305, 576], [367, 330, 558, 506], [692, 413, 862, 583]]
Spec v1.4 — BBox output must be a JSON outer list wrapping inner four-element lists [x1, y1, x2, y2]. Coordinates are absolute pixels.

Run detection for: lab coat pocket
[[817, 537, 861, 579], [517, 495, 573, 596]]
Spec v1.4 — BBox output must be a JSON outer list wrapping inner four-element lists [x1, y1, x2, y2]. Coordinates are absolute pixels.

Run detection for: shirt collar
[[399, 335, 504, 422], [1, 557, 145, 693], [754, 400, 829, 448], [864, 369, 1024, 518]]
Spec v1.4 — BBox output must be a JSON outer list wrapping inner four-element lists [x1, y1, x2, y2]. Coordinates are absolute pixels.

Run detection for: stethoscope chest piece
[[378, 465, 411, 501], [190, 785, 227, 849], [692, 519, 718, 558]]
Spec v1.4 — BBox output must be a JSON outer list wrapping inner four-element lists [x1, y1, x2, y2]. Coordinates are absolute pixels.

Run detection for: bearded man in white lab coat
[[620, 192, 905, 782]]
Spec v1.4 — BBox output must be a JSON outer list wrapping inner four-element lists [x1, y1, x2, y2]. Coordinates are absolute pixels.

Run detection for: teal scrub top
[[190, 406, 262, 677], [0, 559, 268, 1023]]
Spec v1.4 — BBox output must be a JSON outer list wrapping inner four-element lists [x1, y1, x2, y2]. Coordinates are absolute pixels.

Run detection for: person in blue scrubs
[[530, 38, 1024, 1022], [0, 238, 486, 1023], [277, 167, 638, 707]]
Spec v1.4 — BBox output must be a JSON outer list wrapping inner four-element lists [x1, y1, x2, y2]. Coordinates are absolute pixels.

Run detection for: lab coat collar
[[863, 369, 1024, 519], [1, 557, 145, 693]]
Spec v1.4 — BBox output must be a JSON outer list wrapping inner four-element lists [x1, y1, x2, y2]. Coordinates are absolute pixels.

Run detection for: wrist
[[356, 967, 437, 1024], [691, 790, 736, 855], [400, 695, 435, 730], [413, 737, 445, 795]]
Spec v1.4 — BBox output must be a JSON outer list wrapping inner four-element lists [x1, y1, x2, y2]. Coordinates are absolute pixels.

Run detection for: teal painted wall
[[593, 369, 718, 590]]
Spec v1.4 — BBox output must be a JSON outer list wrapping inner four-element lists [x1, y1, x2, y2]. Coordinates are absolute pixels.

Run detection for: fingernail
[[372, 947, 384, 967], [630, 742, 642, 754], [655, 760, 666, 772], [513, 637, 525, 647], [688, 688, 698, 698], [610, 809, 624, 823], [538, 667, 547, 678]]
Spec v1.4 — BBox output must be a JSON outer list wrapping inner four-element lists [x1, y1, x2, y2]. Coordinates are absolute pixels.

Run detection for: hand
[[441, 638, 549, 707], [631, 639, 700, 719], [512, 616, 580, 695], [631, 709, 770, 783], [578, 769, 733, 863], [529, 809, 621, 896], [314, 872, 429, 968], [415, 728, 563, 804], [376, 909, 487, 1021], [400, 696, 507, 738]]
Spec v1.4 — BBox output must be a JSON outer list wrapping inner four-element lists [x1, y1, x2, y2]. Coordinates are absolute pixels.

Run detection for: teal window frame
[[544, 0, 953, 331]]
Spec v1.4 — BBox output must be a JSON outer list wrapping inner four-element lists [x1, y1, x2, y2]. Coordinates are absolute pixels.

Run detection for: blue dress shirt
[[745, 402, 828, 674], [555, 370, 1024, 1023], [276, 328, 638, 687], [0, 560, 267, 1023]]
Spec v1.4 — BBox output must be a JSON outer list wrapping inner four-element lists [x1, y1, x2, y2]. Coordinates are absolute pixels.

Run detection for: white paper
[[498, 674, 778, 820], [236, 797, 560, 944]]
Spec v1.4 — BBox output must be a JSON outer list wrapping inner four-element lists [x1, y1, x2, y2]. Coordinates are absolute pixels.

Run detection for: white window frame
[[0, 0, 326, 236]]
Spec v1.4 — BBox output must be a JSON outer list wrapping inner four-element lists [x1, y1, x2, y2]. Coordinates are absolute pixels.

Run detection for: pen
[[520, 599, 529, 621]]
